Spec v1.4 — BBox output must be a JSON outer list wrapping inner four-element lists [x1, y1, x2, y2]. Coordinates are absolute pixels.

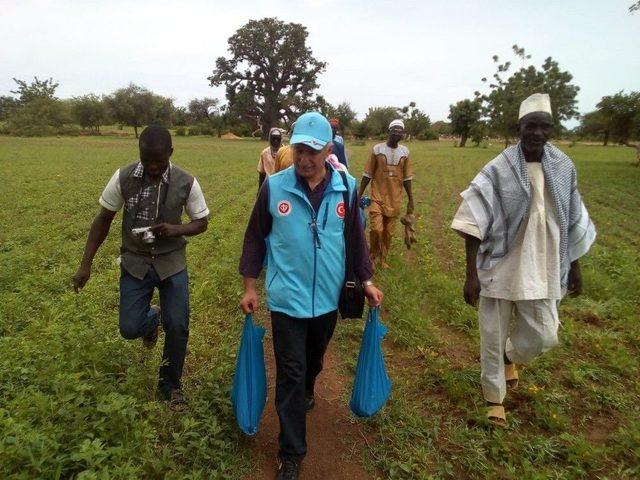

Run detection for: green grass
[[0, 136, 638, 479]]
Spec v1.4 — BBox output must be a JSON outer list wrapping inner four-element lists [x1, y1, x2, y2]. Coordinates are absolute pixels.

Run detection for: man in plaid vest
[[73, 125, 209, 405]]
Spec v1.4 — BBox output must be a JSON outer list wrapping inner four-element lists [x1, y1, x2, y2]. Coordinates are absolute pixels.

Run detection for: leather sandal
[[486, 404, 507, 426], [505, 363, 519, 389]]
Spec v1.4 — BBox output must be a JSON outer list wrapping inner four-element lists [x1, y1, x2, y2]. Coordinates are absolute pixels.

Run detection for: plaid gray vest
[[119, 162, 194, 280]]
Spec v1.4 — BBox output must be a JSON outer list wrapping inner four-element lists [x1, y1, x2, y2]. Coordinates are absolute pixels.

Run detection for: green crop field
[[1, 136, 638, 479]]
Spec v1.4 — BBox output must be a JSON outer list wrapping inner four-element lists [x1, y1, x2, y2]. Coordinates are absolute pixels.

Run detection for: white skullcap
[[269, 127, 282, 137], [389, 119, 405, 130], [518, 93, 552, 120]]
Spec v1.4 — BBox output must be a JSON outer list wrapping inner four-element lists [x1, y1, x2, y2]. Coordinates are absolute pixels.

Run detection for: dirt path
[[244, 322, 374, 480]]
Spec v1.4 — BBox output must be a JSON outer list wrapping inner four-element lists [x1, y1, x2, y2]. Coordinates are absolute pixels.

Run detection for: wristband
[[362, 280, 374, 287]]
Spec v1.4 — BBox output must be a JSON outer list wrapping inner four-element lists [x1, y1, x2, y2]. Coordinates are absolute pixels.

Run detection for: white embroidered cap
[[518, 93, 552, 120], [389, 119, 405, 130]]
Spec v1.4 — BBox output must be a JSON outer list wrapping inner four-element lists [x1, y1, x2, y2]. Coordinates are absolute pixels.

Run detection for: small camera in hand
[[131, 227, 155, 244]]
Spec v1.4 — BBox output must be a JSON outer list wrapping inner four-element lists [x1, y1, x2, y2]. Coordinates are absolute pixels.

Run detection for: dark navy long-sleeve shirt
[[239, 168, 373, 282]]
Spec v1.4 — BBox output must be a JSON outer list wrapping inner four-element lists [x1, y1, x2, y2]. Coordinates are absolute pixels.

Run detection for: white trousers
[[479, 296, 560, 404]]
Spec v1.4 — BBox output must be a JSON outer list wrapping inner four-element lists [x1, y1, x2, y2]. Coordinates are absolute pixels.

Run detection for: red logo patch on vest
[[277, 200, 292, 216], [335, 201, 346, 219]]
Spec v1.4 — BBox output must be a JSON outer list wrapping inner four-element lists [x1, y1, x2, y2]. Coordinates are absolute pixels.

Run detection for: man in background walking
[[358, 119, 414, 268], [258, 127, 282, 189]]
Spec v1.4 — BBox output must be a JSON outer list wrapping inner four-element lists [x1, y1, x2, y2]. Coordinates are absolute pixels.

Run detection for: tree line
[[1, 19, 638, 145], [0, 76, 438, 140], [0, 79, 230, 138]]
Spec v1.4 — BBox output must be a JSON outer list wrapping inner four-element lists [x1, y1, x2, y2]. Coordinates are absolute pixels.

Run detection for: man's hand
[[73, 264, 91, 293], [364, 284, 384, 307], [150, 223, 182, 238], [568, 261, 582, 297], [406, 199, 415, 215], [463, 273, 481, 306], [463, 234, 482, 307], [240, 288, 259, 314], [74, 207, 116, 293], [240, 278, 259, 314]]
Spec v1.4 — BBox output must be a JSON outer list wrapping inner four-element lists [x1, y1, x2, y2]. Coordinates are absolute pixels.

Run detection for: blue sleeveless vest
[[265, 164, 356, 318]]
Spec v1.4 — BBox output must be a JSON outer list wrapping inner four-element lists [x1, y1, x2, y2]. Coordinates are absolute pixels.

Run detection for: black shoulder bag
[[338, 171, 365, 319]]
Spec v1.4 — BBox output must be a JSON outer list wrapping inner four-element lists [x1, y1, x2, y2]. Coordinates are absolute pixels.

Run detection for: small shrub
[[10, 124, 56, 137], [197, 123, 214, 136], [175, 127, 186, 136], [57, 125, 81, 136], [230, 124, 253, 137], [416, 130, 438, 141], [188, 126, 200, 136]]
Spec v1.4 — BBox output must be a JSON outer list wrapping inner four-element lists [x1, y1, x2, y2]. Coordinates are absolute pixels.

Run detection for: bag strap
[[338, 171, 356, 284]]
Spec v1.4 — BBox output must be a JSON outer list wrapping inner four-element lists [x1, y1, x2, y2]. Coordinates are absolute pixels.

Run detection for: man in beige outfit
[[359, 119, 414, 268], [451, 94, 596, 424]]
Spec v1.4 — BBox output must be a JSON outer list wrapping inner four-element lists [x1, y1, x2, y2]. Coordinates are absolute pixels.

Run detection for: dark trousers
[[271, 309, 338, 459], [119, 266, 189, 392]]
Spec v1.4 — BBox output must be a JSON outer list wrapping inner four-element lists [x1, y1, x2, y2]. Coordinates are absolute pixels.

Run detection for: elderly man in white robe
[[451, 93, 596, 425]]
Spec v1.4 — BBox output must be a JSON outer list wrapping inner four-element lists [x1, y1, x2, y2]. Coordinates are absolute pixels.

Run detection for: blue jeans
[[119, 266, 189, 392]]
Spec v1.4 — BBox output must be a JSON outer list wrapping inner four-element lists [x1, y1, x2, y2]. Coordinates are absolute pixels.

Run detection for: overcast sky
[[1, 0, 638, 125]]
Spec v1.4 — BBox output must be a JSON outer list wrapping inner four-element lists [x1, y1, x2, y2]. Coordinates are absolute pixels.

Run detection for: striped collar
[[132, 161, 171, 183]]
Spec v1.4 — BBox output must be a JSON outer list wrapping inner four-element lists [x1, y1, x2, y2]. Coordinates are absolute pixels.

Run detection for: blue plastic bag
[[350, 307, 392, 417], [231, 314, 267, 435]]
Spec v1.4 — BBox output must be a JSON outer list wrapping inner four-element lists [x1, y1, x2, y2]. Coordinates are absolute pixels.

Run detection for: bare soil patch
[[430, 321, 478, 367], [221, 132, 242, 140], [571, 310, 604, 327]]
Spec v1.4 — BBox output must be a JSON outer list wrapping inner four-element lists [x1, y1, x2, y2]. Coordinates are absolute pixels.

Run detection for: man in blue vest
[[73, 125, 209, 406], [239, 112, 383, 480]]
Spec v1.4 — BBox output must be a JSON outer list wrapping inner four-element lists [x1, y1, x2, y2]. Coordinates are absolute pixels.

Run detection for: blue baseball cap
[[290, 112, 332, 151]]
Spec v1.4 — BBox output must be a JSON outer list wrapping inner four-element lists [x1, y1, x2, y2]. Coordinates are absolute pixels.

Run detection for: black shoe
[[142, 305, 161, 349], [305, 394, 315, 413], [276, 456, 301, 480], [157, 388, 187, 407]]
